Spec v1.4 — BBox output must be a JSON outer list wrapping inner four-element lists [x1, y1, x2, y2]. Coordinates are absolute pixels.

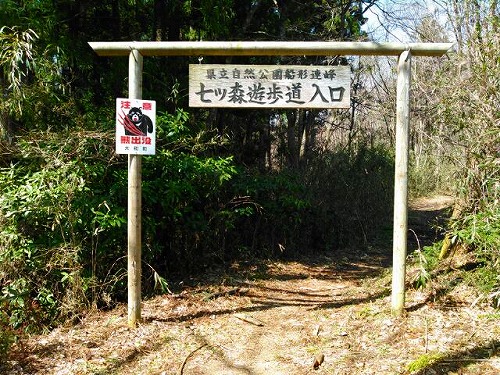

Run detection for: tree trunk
[[286, 111, 299, 168]]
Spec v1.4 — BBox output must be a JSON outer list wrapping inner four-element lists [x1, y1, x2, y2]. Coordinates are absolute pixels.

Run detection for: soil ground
[[3, 195, 499, 375]]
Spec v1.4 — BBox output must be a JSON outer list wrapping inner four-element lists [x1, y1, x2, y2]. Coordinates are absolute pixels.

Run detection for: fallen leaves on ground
[[3, 196, 499, 374]]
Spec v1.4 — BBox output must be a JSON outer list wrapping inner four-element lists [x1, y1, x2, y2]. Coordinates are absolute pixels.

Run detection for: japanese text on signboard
[[189, 64, 350, 109]]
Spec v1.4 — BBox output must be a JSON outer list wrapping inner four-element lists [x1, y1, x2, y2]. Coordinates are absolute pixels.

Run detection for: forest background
[[0, 0, 498, 353]]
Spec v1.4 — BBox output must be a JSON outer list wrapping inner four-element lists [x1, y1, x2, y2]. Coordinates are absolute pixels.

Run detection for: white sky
[[362, 0, 441, 42]]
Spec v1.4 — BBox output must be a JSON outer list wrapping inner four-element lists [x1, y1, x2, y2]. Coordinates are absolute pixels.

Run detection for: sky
[[361, 0, 442, 42]]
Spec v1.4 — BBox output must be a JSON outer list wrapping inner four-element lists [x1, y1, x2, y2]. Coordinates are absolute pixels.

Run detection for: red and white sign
[[116, 98, 156, 155]]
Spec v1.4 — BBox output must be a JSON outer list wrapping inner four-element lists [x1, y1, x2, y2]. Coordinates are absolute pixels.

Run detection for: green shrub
[[303, 145, 394, 248], [0, 161, 96, 331], [0, 308, 17, 361], [0, 130, 129, 333], [0, 108, 398, 338], [228, 169, 312, 256], [406, 352, 445, 373], [218, 144, 395, 258]]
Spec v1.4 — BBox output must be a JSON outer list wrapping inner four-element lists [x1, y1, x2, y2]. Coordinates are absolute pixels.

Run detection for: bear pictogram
[[121, 107, 153, 136]]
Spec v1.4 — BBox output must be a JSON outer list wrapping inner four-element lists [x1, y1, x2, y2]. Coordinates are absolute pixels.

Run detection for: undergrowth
[[406, 352, 445, 373]]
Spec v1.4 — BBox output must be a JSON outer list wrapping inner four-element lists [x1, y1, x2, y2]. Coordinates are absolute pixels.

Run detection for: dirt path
[[4, 196, 499, 375]]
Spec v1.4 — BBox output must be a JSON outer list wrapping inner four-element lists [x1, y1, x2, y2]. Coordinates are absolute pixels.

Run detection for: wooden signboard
[[189, 64, 350, 108]]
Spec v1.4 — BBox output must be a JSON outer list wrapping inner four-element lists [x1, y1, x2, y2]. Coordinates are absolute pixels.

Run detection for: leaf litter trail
[[5, 196, 499, 375]]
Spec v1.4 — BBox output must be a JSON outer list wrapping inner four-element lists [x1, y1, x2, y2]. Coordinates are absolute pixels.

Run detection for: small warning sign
[[116, 98, 156, 155]]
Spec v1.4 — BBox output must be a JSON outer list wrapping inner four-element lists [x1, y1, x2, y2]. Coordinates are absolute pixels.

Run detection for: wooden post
[[128, 49, 143, 327], [391, 50, 411, 316]]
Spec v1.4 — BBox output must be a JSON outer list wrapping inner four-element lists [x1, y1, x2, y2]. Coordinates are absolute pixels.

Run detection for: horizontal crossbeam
[[88, 41, 454, 57]]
